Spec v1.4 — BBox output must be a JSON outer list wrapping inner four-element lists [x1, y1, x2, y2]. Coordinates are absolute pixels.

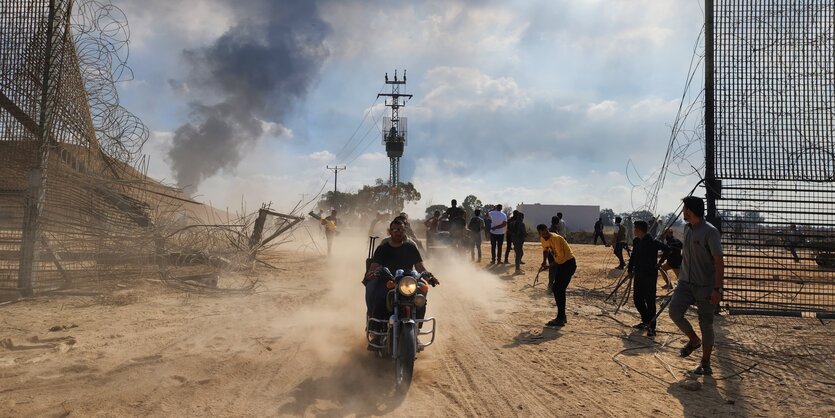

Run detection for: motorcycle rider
[[364, 218, 439, 349]]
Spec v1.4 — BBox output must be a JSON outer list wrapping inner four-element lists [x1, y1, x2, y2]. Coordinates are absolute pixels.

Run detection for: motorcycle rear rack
[[366, 317, 437, 350]]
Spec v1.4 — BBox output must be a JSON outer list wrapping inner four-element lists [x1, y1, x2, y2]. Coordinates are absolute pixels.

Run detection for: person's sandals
[[679, 341, 702, 357], [646, 328, 657, 337], [631, 323, 646, 330], [693, 362, 713, 375]]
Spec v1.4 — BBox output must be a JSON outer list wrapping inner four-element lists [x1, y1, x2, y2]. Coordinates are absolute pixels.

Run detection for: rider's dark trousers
[[365, 278, 389, 329]]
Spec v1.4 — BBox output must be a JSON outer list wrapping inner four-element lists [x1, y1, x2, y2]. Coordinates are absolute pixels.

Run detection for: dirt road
[[1, 239, 832, 417]]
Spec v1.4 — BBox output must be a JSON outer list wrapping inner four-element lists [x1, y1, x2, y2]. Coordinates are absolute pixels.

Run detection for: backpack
[[468, 216, 483, 232]]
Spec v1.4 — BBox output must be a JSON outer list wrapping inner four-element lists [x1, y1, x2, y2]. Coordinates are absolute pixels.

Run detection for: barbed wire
[[72, 0, 148, 164]]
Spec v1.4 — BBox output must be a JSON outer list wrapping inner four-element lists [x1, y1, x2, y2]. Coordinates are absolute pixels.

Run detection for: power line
[[332, 82, 386, 163]]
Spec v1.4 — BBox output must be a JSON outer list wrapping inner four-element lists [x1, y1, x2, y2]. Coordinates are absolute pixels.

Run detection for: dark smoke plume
[[168, 1, 330, 191]]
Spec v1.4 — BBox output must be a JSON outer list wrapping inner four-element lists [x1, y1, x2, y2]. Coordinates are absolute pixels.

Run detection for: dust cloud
[[263, 230, 512, 362]]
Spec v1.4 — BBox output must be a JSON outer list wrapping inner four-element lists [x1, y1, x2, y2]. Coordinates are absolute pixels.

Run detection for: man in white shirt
[[488, 205, 508, 264], [556, 212, 567, 236]]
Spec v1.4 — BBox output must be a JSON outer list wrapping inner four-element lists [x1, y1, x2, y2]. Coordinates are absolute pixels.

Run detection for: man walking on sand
[[626, 220, 669, 337], [323, 210, 338, 256], [488, 205, 508, 264], [593, 217, 607, 245], [468, 209, 485, 262], [504, 210, 519, 264], [668, 196, 724, 375], [508, 211, 527, 274], [613, 216, 627, 269]]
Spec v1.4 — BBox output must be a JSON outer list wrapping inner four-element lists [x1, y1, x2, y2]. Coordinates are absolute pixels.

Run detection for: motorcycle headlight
[[414, 294, 427, 307], [398, 276, 417, 296]]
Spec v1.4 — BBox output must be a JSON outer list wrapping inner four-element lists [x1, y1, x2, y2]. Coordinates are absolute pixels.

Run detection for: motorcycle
[[366, 268, 437, 392]]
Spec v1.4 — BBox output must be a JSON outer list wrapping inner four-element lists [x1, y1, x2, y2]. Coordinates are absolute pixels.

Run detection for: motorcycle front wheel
[[395, 322, 416, 392]]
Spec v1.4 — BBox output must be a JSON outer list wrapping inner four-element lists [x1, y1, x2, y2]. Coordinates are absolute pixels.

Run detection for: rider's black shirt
[[372, 241, 422, 274]]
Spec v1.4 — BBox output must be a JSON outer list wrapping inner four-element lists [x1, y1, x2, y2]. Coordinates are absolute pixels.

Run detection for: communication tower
[[377, 70, 412, 188]]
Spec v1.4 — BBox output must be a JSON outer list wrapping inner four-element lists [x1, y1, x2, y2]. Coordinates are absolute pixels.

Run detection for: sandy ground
[[1, 234, 833, 417]]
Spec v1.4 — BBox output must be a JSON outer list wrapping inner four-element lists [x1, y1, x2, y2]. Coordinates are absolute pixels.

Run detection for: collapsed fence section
[[0, 1, 305, 297], [709, 0, 835, 317]]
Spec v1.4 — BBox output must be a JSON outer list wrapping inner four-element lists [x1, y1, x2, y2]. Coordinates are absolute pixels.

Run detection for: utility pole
[[377, 69, 413, 212], [704, 0, 721, 230], [18, 0, 69, 296], [326, 165, 346, 193]]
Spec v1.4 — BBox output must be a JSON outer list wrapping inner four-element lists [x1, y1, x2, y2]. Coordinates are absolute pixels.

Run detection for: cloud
[[166, 0, 331, 192], [308, 150, 336, 161], [421, 67, 531, 114], [114, 0, 705, 215], [587, 100, 618, 117], [320, 1, 529, 64], [359, 152, 386, 161]]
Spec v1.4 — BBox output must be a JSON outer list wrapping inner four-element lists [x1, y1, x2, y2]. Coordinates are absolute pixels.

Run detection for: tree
[[317, 179, 421, 219], [627, 210, 655, 222], [425, 204, 448, 217], [355, 179, 421, 214], [317, 191, 355, 215], [600, 208, 615, 226], [482, 203, 512, 216], [462, 194, 483, 219], [661, 212, 682, 228]]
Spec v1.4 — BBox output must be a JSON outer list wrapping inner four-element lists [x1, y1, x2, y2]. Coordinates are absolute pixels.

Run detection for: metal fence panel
[[711, 0, 835, 316]]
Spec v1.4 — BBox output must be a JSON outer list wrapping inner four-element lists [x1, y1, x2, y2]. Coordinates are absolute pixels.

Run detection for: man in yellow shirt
[[537, 224, 577, 327], [322, 210, 338, 256]]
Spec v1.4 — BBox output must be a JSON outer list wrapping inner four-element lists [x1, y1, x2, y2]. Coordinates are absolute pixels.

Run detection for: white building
[[515, 203, 600, 232]]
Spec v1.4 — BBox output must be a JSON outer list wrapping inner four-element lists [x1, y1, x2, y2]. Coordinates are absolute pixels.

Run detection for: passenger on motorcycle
[[364, 219, 439, 347], [444, 199, 467, 245]]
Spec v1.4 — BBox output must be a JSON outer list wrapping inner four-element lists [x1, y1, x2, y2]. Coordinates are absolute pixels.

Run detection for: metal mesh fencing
[[0, 1, 162, 293], [0, 1, 304, 297], [711, 0, 835, 317]]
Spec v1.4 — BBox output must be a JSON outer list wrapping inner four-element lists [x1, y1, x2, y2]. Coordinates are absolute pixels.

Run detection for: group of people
[[422, 201, 530, 275], [620, 197, 723, 375], [357, 195, 724, 376]]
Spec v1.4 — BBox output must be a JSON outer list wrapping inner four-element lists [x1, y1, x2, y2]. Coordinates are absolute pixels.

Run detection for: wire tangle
[[71, 0, 148, 164]]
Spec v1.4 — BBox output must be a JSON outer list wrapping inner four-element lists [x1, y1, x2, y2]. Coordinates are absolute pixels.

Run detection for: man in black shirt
[[364, 219, 439, 348], [508, 211, 527, 274], [593, 217, 606, 245], [626, 220, 669, 336], [445, 199, 467, 246], [467, 209, 485, 262]]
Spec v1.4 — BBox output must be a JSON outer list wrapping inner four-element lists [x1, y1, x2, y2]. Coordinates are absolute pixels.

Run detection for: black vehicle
[[427, 218, 470, 256]]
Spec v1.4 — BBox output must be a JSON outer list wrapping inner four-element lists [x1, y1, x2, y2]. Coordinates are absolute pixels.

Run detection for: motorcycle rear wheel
[[395, 323, 416, 392]]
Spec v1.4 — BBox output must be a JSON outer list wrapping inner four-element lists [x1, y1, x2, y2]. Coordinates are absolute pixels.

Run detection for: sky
[[108, 0, 708, 217]]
